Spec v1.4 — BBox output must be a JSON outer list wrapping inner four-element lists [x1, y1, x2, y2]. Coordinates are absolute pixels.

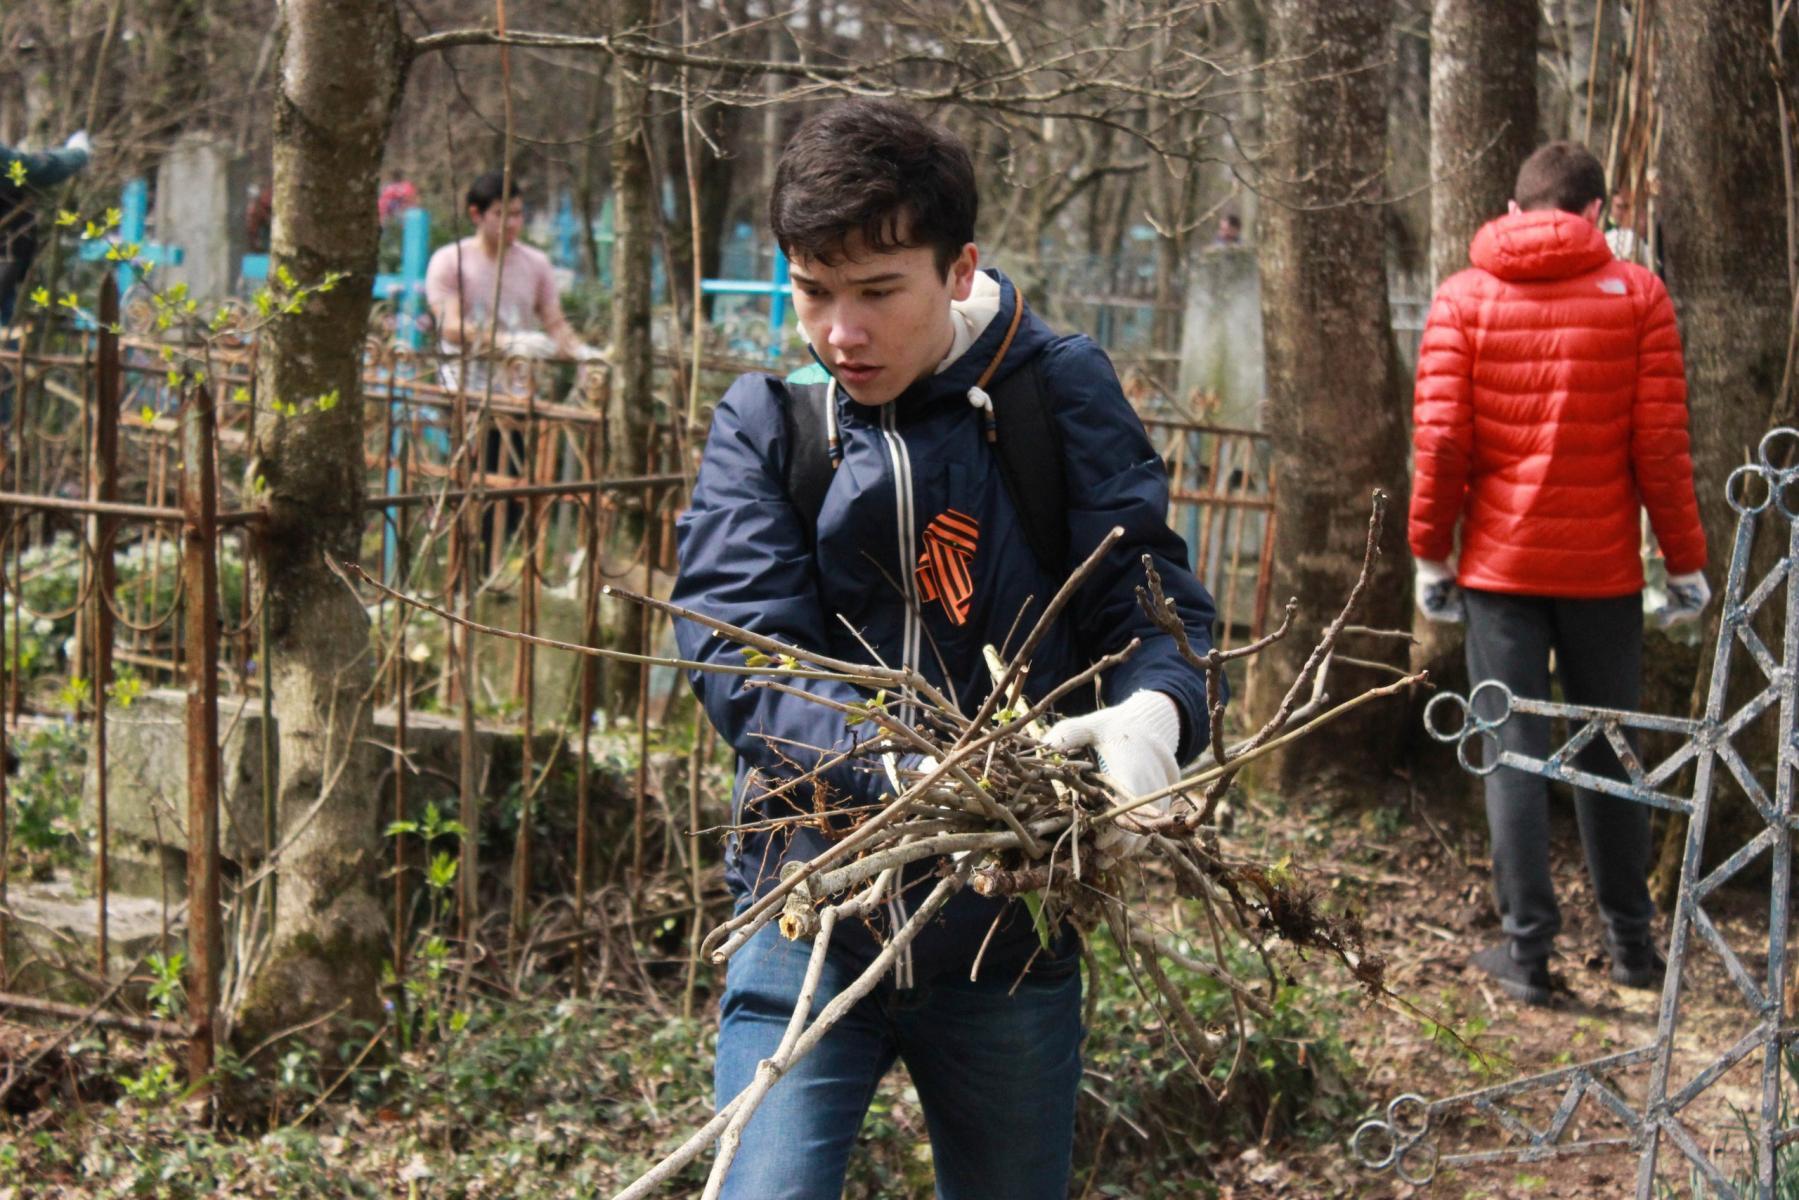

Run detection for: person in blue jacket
[[672, 99, 1219, 1200], [0, 131, 92, 328]]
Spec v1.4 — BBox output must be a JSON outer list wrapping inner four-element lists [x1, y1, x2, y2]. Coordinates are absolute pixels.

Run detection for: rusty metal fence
[[0, 277, 695, 1093], [1145, 416, 1276, 649], [0, 281, 1280, 1088]]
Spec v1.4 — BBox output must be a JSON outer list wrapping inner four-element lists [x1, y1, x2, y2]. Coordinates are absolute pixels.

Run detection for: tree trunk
[[606, 0, 655, 717], [234, 0, 408, 1050], [1659, 6, 1794, 566], [1146, 24, 1185, 362], [662, 103, 739, 324], [1411, 0, 1537, 783], [1426, 0, 1536, 289], [1647, 4, 1796, 895], [1539, 0, 1626, 144], [576, 67, 609, 284], [1250, 0, 1412, 797], [695, 105, 740, 321]]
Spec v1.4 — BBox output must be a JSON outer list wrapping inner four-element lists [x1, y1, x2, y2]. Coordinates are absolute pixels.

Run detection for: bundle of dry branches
[[338, 490, 1417, 1200]]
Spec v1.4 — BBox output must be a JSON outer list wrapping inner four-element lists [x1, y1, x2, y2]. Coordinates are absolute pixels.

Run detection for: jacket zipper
[[878, 402, 921, 988], [879, 403, 922, 707]]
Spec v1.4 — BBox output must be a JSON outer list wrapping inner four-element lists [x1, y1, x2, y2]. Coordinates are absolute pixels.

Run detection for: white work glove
[[1041, 690, 1182, 856], [1654, 570, 1711, 629], [1414, 559, 1464, 624], [494, 329, 558, 359], [63, 130, 92, 156]]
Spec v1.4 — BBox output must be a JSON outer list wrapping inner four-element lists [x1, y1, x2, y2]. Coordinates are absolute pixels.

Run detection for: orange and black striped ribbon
[[916, 509, 979, 625]]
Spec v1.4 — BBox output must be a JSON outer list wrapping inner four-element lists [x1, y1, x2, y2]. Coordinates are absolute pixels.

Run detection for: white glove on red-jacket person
[[1414, 559, 1464, 624], [1654, 571, 1712, 629], [1040, 690, 1182, 855]]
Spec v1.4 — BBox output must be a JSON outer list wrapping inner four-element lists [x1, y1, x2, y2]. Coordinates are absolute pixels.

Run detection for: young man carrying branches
[[672, 100, 1220, 1198]]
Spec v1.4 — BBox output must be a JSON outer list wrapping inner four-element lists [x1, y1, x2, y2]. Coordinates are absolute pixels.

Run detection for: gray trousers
[[1463, 589, 1654, 959]]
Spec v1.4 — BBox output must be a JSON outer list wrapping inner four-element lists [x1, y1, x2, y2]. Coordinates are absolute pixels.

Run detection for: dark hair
[[466, 171, 522, 216], [770, 100, 976, 274], [1513, 142, 1606, 214]]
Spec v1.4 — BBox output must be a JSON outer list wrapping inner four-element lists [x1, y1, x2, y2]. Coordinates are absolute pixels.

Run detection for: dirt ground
[[1210, 777, 1787, 1200], [1, 767, 1784, 1199]]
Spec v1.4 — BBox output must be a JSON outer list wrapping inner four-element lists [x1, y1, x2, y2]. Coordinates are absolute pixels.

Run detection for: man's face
[[472, 196, 525, 249], [1611, 190, 1636, 230], [790, 234, 978, 407]]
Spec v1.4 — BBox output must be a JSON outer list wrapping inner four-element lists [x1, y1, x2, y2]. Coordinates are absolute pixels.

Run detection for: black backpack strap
[[782, 379, 836, 536], [783, 347, 1068, 573], [990, 357, 1069, 573]]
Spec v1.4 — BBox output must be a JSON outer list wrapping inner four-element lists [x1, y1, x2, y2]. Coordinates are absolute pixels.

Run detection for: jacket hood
[[1469, 210, 1614, 282], [810, 268, 1056, 423]]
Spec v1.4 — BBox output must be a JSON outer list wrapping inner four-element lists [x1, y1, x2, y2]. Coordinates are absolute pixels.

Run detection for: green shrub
[[7, 719, 89, 874], [1074, 924, 1360, 1198]]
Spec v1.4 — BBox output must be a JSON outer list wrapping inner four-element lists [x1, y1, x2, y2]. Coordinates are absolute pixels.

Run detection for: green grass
[[1, 912, 1363, 1199]]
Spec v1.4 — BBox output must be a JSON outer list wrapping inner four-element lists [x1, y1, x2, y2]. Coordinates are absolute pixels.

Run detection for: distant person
[[424, 171, 598, 392], [0, 131, 92, 327], [245, 182, 273, 255], [1211, 211, 1243, 247], [1409, 141, 1709, 1006], [1603, 187, 1643, 265], [1604, 180, 1665, 276], [378, 180, 419, 226]]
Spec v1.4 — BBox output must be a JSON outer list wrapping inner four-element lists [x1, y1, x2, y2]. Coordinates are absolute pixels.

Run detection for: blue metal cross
[[76, 179, 184, 299]]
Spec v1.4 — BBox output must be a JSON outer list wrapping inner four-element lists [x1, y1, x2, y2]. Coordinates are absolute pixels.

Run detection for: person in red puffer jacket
[[1408, 141, 1709, 1006]]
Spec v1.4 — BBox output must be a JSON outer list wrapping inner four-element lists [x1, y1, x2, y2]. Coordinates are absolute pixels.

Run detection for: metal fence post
[[90, 275, 121, 977], [572, 428, 600, 993], [181, 385, 221, 1094]]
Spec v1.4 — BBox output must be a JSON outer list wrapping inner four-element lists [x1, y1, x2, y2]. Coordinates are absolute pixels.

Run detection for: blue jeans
[[714, 921, 1084, 1199]]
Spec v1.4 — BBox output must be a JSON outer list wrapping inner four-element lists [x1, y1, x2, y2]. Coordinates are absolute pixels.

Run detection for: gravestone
[[80, 689, 557, 900], [1176, 246, 1264, 429], [154, 132, 248, 302], [4, 879, 166, 1001]]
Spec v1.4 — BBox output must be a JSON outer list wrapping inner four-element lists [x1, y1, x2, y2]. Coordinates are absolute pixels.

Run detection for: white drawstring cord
[[826, 378, 842, 465], [968, 385, 996, 443]]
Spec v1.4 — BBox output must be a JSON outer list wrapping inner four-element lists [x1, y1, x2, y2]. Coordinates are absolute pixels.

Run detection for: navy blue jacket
[[673, 270, 1219, 986], [0, 142, 90, 326]]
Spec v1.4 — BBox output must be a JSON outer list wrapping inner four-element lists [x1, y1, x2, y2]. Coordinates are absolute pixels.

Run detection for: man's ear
[[1507, 200, 1522, 215], [948, 242, 979, 302], [1580, 197, 1604, 226]]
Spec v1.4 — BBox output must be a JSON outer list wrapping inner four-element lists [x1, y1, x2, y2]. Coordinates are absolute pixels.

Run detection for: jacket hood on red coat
[[1468, 209, 1614, 282]]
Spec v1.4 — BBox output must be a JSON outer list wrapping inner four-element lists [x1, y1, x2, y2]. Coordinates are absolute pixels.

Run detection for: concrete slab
[[2, 876, 172, 1002], [82, 689, 564, 894]]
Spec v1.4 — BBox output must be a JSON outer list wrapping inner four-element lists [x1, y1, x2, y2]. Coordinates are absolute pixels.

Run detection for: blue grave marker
[[700, 247, 791, 359], [242, 205, 430, 348], [555, 193, 579, 271], [77, 178, 185, 297]]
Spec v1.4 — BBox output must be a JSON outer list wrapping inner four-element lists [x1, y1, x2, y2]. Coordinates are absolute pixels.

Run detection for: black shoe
[[1609, 942, 1666, 990], [1471, 943, 1553, 1006]]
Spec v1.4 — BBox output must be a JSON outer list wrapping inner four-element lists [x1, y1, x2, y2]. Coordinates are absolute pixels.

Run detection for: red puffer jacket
[[1408, 209, 1706, 597]]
